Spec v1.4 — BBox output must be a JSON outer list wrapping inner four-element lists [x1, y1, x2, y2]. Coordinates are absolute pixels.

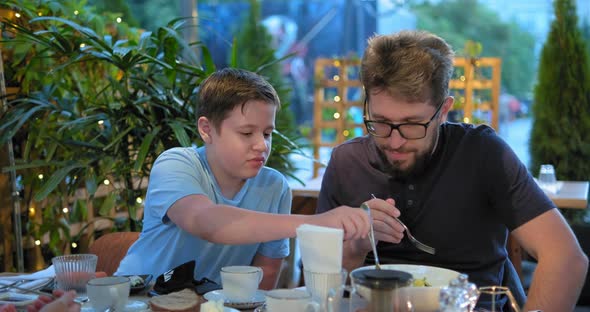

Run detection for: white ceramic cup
[[220, 266, 263, 302], [265, 289, 320, 312], [87, 276, 130, 312]]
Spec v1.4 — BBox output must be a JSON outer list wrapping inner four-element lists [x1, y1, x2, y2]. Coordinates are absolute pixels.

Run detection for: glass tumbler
[[52, 254, 98, 298], [538, 164, 557, 193]]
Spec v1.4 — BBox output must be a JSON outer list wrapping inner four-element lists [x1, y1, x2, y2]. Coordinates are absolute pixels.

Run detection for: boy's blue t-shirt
[[116, 146, 291, 284]]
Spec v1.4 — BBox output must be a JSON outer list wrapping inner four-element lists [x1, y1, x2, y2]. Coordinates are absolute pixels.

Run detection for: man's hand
[[310, 206, 370, 240], [365, 197, 405, 244]]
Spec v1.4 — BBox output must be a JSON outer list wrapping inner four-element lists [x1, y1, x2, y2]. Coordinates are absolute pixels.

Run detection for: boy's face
[[199, 100, 276, 186]]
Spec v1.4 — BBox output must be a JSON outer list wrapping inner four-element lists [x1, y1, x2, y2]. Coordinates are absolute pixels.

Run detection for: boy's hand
[[311, 206, 370, 240]]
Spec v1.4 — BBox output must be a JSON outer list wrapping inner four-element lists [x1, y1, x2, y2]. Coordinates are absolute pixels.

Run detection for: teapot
[[349, 269, 413, 312]]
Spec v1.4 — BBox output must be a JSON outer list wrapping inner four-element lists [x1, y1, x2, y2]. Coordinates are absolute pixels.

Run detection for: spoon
[[360, 201, 381, 270]]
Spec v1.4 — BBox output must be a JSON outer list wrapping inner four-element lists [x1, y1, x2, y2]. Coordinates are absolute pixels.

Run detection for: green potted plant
[[0, 0, 303, 261], [530, 0, 590, 211], [529, 0, 590, 305]]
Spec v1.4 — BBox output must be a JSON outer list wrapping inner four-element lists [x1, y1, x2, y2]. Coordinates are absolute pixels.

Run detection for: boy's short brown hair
[[197, 68, 280, 129]]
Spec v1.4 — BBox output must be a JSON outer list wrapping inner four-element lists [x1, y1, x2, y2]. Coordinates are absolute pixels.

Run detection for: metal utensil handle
[[361, 202, 381, 269]]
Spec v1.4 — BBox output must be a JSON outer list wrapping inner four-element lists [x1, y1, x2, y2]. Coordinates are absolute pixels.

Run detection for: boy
[[117, 68, 375, 289]]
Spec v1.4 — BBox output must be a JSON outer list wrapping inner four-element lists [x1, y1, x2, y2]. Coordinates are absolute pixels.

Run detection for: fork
[[0, 283, 56, 299], [371, 194, 436, 255]]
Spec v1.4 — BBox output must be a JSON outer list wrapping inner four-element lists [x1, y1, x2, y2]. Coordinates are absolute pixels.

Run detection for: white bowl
[[350, 264, 460, 312]]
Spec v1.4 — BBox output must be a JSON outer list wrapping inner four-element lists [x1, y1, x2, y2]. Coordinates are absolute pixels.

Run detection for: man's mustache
[[379, 146, 416, 154]]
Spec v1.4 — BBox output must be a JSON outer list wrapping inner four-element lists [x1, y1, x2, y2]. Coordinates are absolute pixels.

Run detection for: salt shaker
[[439, 274, 478, 312]]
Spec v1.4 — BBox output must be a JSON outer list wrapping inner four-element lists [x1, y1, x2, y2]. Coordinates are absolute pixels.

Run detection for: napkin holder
[[151, 260, 221, 296]]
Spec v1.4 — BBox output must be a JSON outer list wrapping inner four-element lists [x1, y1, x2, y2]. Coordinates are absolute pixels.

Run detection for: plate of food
[[121, 274, 153, 294], [350, 264, 461, 312], [203, 289, 266, 310]]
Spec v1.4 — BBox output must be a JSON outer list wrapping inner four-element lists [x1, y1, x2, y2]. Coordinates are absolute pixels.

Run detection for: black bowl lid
[[352, 269, 413, 289]]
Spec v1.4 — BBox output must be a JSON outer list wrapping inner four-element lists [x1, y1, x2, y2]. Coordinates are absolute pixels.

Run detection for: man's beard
[[375, 129, 439, 180]]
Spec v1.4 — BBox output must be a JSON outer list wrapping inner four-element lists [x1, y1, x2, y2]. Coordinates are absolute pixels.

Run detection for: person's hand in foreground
[[27, 290, 81, 312]]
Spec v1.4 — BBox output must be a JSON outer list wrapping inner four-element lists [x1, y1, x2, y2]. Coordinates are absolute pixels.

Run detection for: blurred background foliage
[[0, 0, 301, 267]]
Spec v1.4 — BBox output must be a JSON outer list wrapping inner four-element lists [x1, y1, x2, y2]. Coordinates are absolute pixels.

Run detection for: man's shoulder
[[333, 136, 371, 154], [443, 123, 500, 150], [445, 122, 497, 138]]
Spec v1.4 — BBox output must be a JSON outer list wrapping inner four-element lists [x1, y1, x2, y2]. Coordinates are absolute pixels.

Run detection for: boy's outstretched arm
[[167, 194, 372, 244]]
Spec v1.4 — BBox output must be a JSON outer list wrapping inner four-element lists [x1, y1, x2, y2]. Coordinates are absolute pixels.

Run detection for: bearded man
[[316, 30, 587, 312]]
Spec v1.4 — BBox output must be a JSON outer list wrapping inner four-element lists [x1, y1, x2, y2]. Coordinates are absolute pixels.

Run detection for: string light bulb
[[15, 13, 21, 18], [136, 197, 143, 204], [333, 75, 340, 81], [116, 17, 122, 23], [333, 112, 341, 119], [35, 240, 41, 246], [103, 179, 110, 185], [74, 10, 79, 15], [333, 96, 341, 102], [71, 242, 78, 248], [38, 174, 43, 180], [62, 207, 69, 213]]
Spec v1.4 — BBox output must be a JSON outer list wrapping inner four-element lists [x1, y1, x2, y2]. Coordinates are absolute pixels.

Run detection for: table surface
[[291, 176, 589, 209]]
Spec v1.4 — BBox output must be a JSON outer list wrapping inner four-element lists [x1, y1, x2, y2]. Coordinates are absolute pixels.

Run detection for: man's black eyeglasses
[[363, 98, 444, 140]]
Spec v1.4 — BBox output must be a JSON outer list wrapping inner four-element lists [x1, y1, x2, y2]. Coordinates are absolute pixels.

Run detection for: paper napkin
[[296, 224, 343, 273]]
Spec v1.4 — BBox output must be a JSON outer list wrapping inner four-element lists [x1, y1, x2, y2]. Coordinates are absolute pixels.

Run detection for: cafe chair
[[89, 231, 140, 276]]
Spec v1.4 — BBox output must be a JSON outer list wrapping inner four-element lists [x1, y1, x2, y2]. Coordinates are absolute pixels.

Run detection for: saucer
[[203, 289, 266, 309], [81, 300, 148, 312]]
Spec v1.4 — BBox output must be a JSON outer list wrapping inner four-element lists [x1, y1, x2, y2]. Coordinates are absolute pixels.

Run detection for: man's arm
[[343, 239, 371, 272], [512, 208, 588, 312], [251, 253, 283, 290]]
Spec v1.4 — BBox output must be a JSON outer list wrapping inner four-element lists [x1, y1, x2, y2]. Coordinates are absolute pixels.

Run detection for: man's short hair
[[197, 68, 280, 128], [361, 30, 455, 106]]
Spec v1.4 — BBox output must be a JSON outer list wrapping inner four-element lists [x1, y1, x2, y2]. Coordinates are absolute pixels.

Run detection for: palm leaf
[[134, 127, 160, 172], [168, 121, 192, 147], [34, 163, 85, 201]]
